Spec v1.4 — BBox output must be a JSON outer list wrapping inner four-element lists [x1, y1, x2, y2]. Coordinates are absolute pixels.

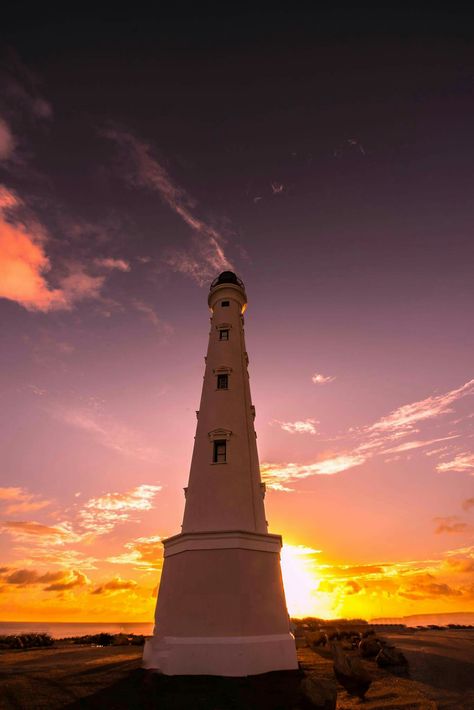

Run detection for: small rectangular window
[[217, 373, 228, 389], [221, 300, 230, 307], [213, 440, 227, 463], [219, 329, 229, 341]]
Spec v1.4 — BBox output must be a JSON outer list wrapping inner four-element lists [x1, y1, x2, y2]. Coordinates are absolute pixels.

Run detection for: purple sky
[[0, 9, 473, 620]]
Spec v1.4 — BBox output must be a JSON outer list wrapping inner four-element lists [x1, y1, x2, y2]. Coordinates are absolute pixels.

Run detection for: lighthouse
[[143, 271, 298, 676]]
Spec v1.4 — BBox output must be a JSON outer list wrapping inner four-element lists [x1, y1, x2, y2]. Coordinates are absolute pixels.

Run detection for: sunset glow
[[1, 14, 473, 627]]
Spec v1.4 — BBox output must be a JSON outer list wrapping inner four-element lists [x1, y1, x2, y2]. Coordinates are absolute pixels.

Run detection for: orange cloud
[[0, 568, 89, 592], [0, 486, 51, 514], [399, 581, 462, 600], [107, 535, 163, 570], [443, 557, 474, 573], [0, 187, 106, 312], [0, 187, 65, 311], [0, 521, 79, 544], [92, 576, 137, 594], [463, 498, 474, 511], [44, 570, 89, 591], [434, 517, 470, 535]]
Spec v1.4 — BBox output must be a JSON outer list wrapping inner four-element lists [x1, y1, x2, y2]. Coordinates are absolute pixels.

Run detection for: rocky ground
[[0, 630, 472, 709]]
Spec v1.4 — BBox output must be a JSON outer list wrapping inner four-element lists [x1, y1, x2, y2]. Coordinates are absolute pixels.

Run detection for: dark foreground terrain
[[0, 631, 473, 709]]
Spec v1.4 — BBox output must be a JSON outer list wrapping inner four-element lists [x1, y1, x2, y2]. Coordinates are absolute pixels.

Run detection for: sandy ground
[[0, 631, 472, 709]]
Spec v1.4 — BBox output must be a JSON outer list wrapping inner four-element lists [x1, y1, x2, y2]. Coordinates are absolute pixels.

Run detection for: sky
[[0, 9, 473, 622]]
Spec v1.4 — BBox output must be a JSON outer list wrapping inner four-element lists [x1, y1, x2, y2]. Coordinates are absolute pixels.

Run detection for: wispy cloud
[[0, 521, 79, 544], [1, 50, 53, 122], [95, 257, 130, 272], [0, 118, 15, 161], [0, 486, 51, 514], [79, 484, 162, 535], [107, 535, 163, 570], [22, 548, 98, 570], [102, 127, 232, 285], [437, 452, 474, 474], [434, 517, 470, 535], [312, 373, 336, 385], [262, 378, 474, 491], [132, 300, 174, 339], [50, 400, 161, 462], [272, 418, 318, 435], [381, 435, 459, 455], [261, 454, 366, 491], [462, 498, 474, 512], [368, 379, 474, 435]]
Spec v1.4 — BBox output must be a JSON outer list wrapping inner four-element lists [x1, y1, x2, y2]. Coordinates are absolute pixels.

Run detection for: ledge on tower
[[210, 271, 244, 290]]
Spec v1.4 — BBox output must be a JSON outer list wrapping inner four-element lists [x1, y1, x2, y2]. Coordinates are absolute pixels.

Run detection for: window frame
[[221, 300, 230, 307], [213, 439, 227, 463], [219, 328, 229, 341], [217, 373, 229, 390]]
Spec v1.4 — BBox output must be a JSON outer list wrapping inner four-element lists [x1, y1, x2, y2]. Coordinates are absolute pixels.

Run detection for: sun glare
[[280, 544, 334, 618]]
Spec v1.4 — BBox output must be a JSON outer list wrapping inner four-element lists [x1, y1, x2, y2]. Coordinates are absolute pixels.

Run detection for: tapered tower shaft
[[182, 273, 267, 533]]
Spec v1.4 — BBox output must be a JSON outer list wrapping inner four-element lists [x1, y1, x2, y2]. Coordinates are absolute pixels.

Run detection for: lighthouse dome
[[210, 271, 244, 289]]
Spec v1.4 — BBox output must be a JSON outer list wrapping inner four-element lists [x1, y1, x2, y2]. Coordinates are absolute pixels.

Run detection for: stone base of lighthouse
[[143, 531, 298, 676]]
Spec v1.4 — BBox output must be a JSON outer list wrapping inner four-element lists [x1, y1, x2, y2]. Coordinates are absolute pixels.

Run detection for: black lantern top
[[210, 271, 244, 289]]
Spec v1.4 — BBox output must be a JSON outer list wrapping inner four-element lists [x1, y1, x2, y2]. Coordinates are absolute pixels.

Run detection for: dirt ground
[[0, 630, 473, 709]]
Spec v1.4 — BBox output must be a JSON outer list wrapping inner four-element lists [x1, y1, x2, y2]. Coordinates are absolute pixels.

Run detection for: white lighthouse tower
[[143, 271, 298, 676]]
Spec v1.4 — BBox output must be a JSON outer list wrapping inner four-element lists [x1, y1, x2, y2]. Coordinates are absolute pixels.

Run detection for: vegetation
[[0, 633, 54, 649]]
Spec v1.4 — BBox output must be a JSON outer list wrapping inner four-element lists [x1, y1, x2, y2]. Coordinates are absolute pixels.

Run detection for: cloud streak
[[368, 379, 474, 435], [262, 378, 474, 491], [0, 521, 79, 544], [272, 418, 318, 435], [51, 400, 161, 462], [0, 118, 15, 160], [102, 128, 232, 285], [437, 453, 474, 474]]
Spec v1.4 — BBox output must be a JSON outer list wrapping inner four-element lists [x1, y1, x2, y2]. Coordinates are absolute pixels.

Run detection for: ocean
[[0, 621, 154, 638]]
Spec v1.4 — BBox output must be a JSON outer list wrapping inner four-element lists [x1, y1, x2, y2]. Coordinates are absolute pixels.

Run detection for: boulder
[[299, 676, 337, 709], [306, 631, 328, 648], [376, 645, 409, 670], [359, 637, 381, 658], [332, 642, 372, 700]]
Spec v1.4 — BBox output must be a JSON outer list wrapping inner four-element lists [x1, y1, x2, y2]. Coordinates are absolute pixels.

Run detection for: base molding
[[143, 632, 298, 676]]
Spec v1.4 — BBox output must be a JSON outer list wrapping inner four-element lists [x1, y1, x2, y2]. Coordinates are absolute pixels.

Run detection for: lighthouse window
[[221, 301, 230, 307], [219, 329, 229, 341], [213, 440, 227, 463], [217, 373, 228, 389]]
